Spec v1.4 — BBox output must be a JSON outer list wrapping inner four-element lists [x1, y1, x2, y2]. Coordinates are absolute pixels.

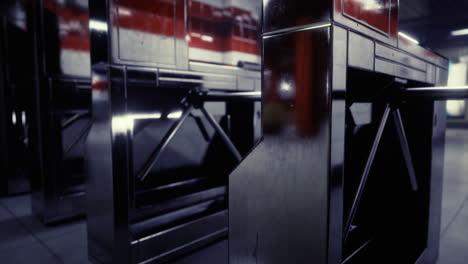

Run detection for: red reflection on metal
[[343, 0, 391, 34], [114, 0, 185, 38], [44, 0, 90, 51], [112, 0, 259, 57], [294, 23, 316, 137], [92, 80, 109, 92]]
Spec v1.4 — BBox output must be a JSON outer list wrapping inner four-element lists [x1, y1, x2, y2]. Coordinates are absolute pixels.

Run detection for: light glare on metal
[[130, 113, 162, 120], [89, 20, 108, 32], [201, 35, 214, 42], [168, 111, 183, 119], [398, 32, 419, 45]]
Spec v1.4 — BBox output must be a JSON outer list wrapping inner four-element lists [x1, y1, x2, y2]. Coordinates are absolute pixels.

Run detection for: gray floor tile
[[438, 236, 468, 264], [0, 204, 13, 220], [18, 214, 86, 241], [0, 241, 62, 264], [0, 194, 32, 217], [438, 129, 468, 264], [1, 194, 86, 241], [0, 216, 37, 253], [440, 187, 468, 233], [43, 229, 90, 264], [442, 202, 468, 243]]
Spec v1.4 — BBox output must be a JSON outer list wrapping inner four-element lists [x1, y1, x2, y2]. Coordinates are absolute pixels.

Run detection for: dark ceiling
[[399, 0, 468, 60]]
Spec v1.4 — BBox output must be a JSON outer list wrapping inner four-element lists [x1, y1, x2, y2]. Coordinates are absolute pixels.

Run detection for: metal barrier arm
[[189, 113, 211, 142], [63, 119, 94, 156], [200, 91, 262, 102], [344, 103, 421, 242], [344, 104, 391, 242], [343, 85, 468, 244], [404, 86, 468, 100], [62, 113, 90, 130], [392, 108, 418, 192], [137, 91, 260, 182], [200, 107, 242, 162], [137, 106, 193, 182]]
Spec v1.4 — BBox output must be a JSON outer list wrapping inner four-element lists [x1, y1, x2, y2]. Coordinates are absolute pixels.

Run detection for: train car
[[230, 0, 451, 264], [28, 0, 92, 223], [86, 0, 261, 263]]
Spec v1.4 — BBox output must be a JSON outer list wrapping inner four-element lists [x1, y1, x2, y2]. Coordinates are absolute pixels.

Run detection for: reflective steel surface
[[27, 0, 91, 223], [343, 0, 392, 34], [230, 26, 332, 264], [263, 0, 331, 33], [334, 0, 398, 46], [0, 0, 33, 195], [87, 0, 261, 263]]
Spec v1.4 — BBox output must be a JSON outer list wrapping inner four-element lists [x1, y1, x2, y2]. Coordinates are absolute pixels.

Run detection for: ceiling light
[[451, 28, 468, 36]]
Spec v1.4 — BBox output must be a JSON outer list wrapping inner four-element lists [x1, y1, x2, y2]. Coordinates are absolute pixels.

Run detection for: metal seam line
[[263, 22, 332, 39]]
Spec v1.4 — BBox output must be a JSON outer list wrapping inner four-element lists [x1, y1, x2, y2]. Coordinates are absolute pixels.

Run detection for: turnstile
[[27, 0, 92, 223], [0, 0, 33, 196], [85, 0, 262, 263], [229, 1, 455, 264]]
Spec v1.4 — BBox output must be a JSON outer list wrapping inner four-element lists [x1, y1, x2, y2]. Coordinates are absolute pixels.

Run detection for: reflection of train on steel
[[43, 0, 90, 77], [28, 0, 92, 223], [1, 0, 33, 196], [43, 0, 261, 77], [113, 0, 261, 67], [85, 0, 262, 263]]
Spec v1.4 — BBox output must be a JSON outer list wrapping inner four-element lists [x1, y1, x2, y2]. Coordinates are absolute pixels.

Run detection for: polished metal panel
[[110, 0, 187, 68], [263, 0, 331, 34], [27, 0, 91, 223], [328, 25, 348, 264], [108, 0, 261, 90], [342, 0, 393, 34], [435, 68, 448, 86], [0, 1, 33, 195], [425, 101, 447, 263], [333, 0, 399, 47], [348, 32, 374, 71], [398, 37, 449, 70], [375, 43, 427, 72], [332, 26, 348, 92], [426, 64, 436, 85], [41, 0, 91, 77], [375, 58, 427, 82], [87, 0, 261, 263], [230, 26, 332, 264]]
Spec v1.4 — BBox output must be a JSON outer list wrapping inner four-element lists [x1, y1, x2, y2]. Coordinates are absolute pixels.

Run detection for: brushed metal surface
[[348, 32, 374, 71], [375, 58, 427, 82], [230, 26, 332, 264], [375, 43, 427, 72], [263, 0, 331, 34]]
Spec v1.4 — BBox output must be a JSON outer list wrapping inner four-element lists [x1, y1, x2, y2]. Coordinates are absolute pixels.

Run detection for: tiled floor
[[0, 195, 89, 264], [437, 129, 468, 264], [1, 128, 467, 264]]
